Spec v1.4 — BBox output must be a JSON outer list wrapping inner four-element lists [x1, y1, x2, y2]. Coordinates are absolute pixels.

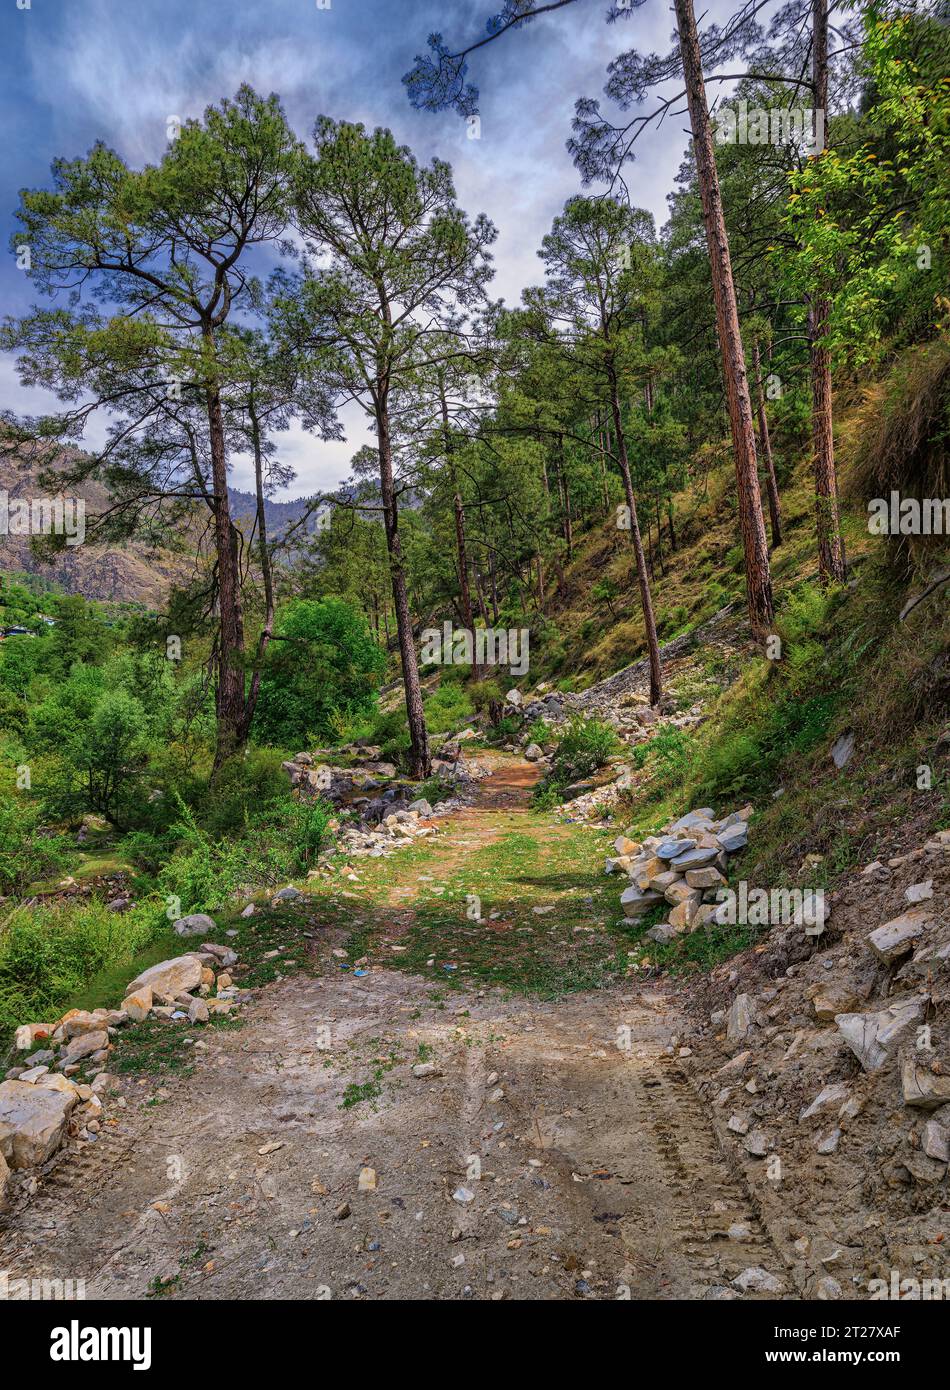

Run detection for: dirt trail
[[0, 760, 794, 1301]]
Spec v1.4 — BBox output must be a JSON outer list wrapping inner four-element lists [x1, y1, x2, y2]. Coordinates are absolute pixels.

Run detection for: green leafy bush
[[252, 597, 386, 747], [0, 898, 163, 1038], [0, 789, 74, 894], [532, 715, 620, 806]]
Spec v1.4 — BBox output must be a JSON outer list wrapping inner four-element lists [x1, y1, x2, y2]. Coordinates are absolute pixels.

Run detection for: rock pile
[[609, 805, 752, 941], [681, 827, 950, 1298], [281, 744, 490, 858], [1, 932, 246, 1202]]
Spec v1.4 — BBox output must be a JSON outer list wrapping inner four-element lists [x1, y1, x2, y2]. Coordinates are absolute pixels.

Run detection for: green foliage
[[252, 597, 385, 748], [156, 790, 333, 914], [423, 679, 475, 734], [191, 748, 292, 838], [0, 789, 74, 893], [0, 899, 164, 1038], [532, 715, 620, 806]]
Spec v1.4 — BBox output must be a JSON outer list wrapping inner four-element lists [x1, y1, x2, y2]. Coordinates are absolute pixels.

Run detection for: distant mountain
[[0, 444, 192, 609], [227, 487, 323, 537], [0, 444, 354, 607]]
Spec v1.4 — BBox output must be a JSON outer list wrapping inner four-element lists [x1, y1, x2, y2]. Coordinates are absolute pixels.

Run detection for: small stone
[[727, 993, 754, 1045], [188, 998, 209, 1025], [922, 1120, 950, 1162], [800, 1082, 850, 1122], [901, 1054, 950, 1109], [453, 1186, 475, 1204], [830, 731, 855, 769], [172, 913, 216, 938], [836, 995, 929, 1072], [122, 987, 153, 1023], [62, 1030, 109, 1064], [904, 880, 933, 905], [744, 1130, 769, 1157], [816, 1128, 841, 1154], [16, 1066, 50, 1085], [272, 885, 305, 904], [412, 1062, 442, 1078], [867, 910, 930, 962], [733, 1266, 783, 1294], [358, 1166, 377, 1191]]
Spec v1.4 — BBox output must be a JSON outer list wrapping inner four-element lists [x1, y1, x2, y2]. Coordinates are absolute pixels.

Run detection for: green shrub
[[424, 680, 475, 734], [194, 748, 291, 838], [0, 898, 163, 1038], [252, 597, 386, 747], [532, 715, 620, 805], [630, 725, 693, 790], [0, 790, 74, 894]]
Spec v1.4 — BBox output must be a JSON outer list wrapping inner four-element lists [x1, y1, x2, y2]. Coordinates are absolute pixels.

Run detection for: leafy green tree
[[252, 597, 386, 747], [6, 86, 300, 769], [283, 118, 497, 777]]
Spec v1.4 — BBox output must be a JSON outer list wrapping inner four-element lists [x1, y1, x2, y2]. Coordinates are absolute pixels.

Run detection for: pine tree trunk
[[439, 377, 479, 676], [204, 332, 248, 772], [673, 0, 775, 637], [488, 549, 500, 625], [596, 412, 610, 513], [242, 390, 277, 738], [809, 0, 846, 584], [752, 339, 783, 549], [377, 397, 431, 779], [556, 433, 573, 559], [610, 379, 663, 705]]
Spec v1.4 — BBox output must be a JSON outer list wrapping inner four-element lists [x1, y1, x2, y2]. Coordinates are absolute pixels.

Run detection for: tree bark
[[376, 394, 431, 779], [242, 389, 277, 739], [595, 411, 610, 513], [809, 0, 846, 584], [673, 0, 774, 638], [204, 327, 248, 772], [439, 376, 479, 677], [752, 339, 783, 549], [609, 376, 663, 705], [556, 433, 573, 560]]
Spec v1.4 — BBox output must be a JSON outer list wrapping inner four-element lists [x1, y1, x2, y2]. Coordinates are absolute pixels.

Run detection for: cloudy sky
[[0, 0, 731, 497]]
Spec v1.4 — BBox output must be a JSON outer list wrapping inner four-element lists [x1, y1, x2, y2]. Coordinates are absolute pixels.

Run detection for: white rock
[[727, 993, 754, 1045], [922, 1120, 950, 1162], [835, 995, 929, 1072], [0, 1079, 77, 1168], [867, 911, 930, 962], [172, 913, 216, 938], [800, 1082, 851, 1122], [127, 956, 203, 1000], [733, 1266, 784, 1294]]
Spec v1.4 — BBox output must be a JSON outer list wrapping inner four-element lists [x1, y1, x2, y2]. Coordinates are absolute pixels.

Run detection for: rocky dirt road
[[0, 762, 793, 1301]]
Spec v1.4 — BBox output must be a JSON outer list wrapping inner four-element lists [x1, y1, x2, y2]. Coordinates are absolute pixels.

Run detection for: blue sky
[[0, 0, 728, 497]]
